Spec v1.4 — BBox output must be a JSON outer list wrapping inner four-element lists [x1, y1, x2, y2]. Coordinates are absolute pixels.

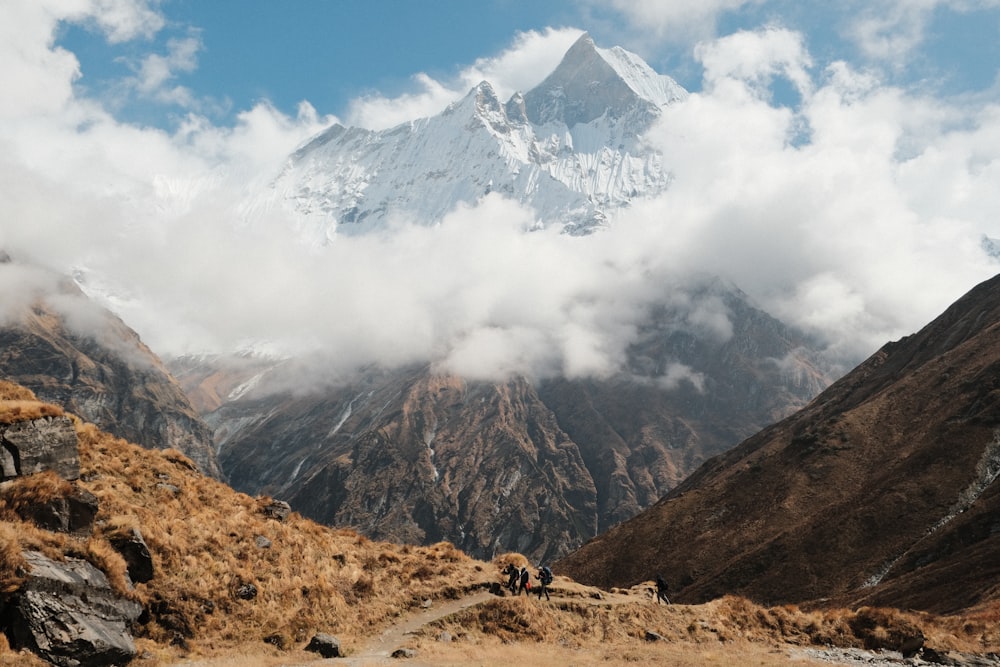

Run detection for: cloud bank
[[1, 1, 998, 388]]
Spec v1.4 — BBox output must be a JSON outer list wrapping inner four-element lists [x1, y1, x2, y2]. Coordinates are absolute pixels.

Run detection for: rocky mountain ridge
[[178, 279, 832, 563], [0, 254, 221, 478], [556, 272, 1000, 614]]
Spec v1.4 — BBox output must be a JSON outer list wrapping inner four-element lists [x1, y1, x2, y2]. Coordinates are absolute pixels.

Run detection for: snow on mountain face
[[269, 33, 687, 238]]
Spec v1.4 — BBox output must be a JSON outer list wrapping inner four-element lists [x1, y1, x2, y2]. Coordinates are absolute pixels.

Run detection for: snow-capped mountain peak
[[524, 32, 685, 127], [266, 34, 687, 239]]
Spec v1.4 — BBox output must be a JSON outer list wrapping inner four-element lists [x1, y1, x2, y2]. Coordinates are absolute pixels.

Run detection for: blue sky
[[54, 1, 1000, 130], [57, 0, 584, 127], [2, 0, 1000, 376]]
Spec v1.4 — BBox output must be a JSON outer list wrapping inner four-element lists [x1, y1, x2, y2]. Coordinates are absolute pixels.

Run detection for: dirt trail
[[321, 590, 495, 666]]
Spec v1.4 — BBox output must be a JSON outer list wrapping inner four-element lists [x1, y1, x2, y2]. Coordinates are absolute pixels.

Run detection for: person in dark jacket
[[518, 566, 530, 595], [503, 563, 519, 594], [536, 565, 553, 600], [655, 574, 670, 604]]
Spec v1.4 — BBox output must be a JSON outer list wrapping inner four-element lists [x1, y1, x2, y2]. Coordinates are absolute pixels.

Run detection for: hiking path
[[321, 590, 494, 666]]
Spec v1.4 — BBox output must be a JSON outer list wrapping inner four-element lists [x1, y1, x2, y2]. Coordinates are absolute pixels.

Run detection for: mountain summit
[[523, 33, 684, 127], [267, 33, 686, 239]]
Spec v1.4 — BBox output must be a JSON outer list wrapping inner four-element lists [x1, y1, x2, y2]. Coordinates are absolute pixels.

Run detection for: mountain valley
[[173, 278, 832, 563], [3, 24, 1000, 667], [557, 273, 1000, 615]]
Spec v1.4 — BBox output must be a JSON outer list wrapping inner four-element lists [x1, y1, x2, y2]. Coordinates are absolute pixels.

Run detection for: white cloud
[[344, 73, 458, 131], [848, 0, 938, 65], [629, 27, 1000, 361], [87, 0, 164, 43], [657, 363, 706, 392], [0, 2, 84, 118], [594, 0, 764, 39], [2, 3, 999, 392], [847, 0, 1000, 66], [457, 28, 586, 103], [695, 27, 813, 98], [131, 32, 202, 105], [0, 262, 63, 326]]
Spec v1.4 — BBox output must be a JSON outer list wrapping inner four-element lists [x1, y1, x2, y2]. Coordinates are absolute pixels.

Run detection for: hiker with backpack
[[655, 573, 670, 604], [503, 563, 519, 594], [536, 565, 553, 600]]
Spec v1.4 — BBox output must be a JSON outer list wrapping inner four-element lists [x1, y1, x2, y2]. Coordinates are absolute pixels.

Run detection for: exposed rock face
[[216, 372, 598, 564], [13, 484, 98, 536], [556, 273, 1000, 614], [0, 415, 80, 481], [193, 280, 832, 564], [107, 527, 154, 584], [538, 284, 831, 533], [1, 551, 142, 667], [0, 258, 221, 478]]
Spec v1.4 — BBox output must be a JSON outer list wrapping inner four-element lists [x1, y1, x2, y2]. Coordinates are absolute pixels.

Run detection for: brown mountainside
[[0, 256, 221, 478], [210, 369, 598, 565], [182, 280, 833, 564], [5, 380, 1000, 666], [556, 273, 1000, 614]]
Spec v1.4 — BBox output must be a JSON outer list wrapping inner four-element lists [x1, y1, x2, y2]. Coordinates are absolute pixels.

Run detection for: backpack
[[541, 566, 553, 585]]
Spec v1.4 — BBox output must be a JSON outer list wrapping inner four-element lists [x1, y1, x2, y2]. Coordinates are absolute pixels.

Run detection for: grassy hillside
[[1, 379, 999, 666]]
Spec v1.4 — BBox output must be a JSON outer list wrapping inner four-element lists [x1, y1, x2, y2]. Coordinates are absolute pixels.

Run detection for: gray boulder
[[1, 551, 142, 667], [305, 632, 341, 658], [108, 527, 154, 584], [391, 647, 417, 658], [15, 484, 98, 536], [0, 416, 80, 481], [260, 499, 292, 522], [258, 498, 292, 521]]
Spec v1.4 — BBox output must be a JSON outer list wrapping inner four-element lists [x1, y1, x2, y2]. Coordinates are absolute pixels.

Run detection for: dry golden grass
[[0, 470, 74, 509], [0, 381, 36, 402], [0, 380, 64, 423], [0, 632, 48, 667], [1, 384, 999, 666], [416, 591, 1000, 666], [68, 418, 495, 660]]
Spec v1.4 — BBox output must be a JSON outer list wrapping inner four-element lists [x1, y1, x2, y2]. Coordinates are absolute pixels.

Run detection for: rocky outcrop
[[12, 484, 98, 536], [107, 527, 154, 584], [556, 272, 1000, 614], [259, 498, 292, 522], [305, 633, 341, 658], [0, 258, 221, 478], [1, 551, 142, 667], [0, 415, 79, 481]]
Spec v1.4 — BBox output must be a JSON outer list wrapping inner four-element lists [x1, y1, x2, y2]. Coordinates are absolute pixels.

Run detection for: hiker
[[518, 566, 530, 595], [536, 565, 553, 600], [655, 574, 670, 605], [503, 563, 519, 594]]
